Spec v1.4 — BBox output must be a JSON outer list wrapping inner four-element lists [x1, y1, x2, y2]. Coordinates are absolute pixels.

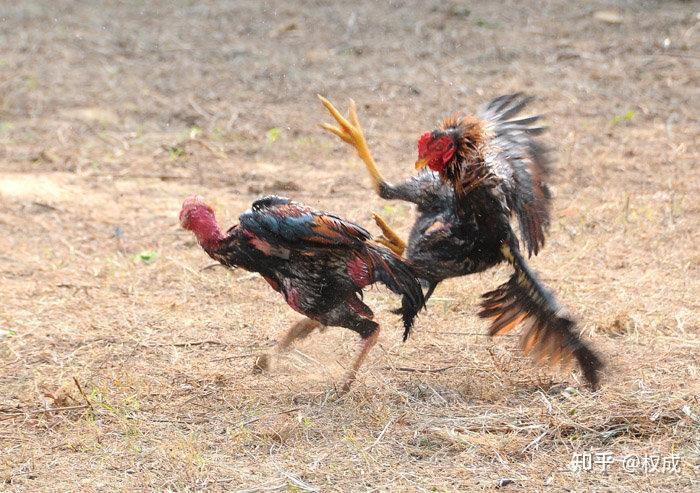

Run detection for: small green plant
[[168, 145, 186, 159], [342, 429, 356, 443], [475, 18, 496, 28], [612, 110, 635, 125], [212, 127, 226, 142], [23, 75, 38, 91], [189, 126, 202, 139], [0, 328, 17, 340], [295, 136, 314, 147], [266, 127, 281, 144], [192, 451, 206, 469], [134, 250, 157, 264], [382, 204, 396, 215]]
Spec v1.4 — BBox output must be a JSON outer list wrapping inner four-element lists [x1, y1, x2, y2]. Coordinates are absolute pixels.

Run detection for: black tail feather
[[480, 243, 604, 388], [368, 246, 426, 341], [389, 280, 436, 331], [479, 94, 552, 258], [482, 93, 534, 122]]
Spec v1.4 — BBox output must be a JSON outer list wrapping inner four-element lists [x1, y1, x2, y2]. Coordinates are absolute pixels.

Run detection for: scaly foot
[[372, 213, 407, 256], [318, 95, 385, 192]]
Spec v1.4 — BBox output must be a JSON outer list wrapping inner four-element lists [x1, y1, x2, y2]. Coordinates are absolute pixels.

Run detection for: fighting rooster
[[179, 195, 424, 392], [320, 94, 603, 388]]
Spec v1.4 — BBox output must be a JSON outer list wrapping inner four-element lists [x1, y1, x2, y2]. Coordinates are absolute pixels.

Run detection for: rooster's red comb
[[417, 132, 431, 158]]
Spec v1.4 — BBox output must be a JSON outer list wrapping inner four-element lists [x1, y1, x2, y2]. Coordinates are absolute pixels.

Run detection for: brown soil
[[1, 1, 698, 491]]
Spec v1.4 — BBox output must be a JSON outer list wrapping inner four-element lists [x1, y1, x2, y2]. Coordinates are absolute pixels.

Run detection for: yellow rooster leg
[[372, 213, 407, 256], [254, 318, 323, 373], [340, 328, 381, 393], [318, 95, 385, 194]]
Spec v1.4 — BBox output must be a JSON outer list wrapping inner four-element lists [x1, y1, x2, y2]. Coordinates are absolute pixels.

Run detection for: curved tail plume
[[479, 241, 603, 388]]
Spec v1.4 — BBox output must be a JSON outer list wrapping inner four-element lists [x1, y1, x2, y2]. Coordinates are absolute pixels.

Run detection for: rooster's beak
[[415, 158, 428, 170]]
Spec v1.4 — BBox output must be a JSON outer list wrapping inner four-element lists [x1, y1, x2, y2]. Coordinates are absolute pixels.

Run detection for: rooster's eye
[[435, 137, 453, 153]]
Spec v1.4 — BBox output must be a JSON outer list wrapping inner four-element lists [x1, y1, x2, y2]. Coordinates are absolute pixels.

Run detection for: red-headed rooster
[[179, 195, 425, 391], [320, 94, 603, 388]]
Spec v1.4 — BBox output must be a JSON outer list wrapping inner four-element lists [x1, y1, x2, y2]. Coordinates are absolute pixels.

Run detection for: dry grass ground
[[1, 1, 698, 491]]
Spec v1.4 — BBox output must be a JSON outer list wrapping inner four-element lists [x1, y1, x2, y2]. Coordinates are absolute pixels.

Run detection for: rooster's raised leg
[[318, 95, 385, 194], [319, 96, 411, 255], [254, 318, 323, 373]]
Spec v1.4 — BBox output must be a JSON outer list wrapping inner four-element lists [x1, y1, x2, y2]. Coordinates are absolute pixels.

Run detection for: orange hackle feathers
[[440, 114, 490, 164], [437, 114, 496, 197]]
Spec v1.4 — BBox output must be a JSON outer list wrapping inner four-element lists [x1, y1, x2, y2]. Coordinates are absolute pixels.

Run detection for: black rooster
[[180, 195, 424, 391], [320, 94, 603, 388]]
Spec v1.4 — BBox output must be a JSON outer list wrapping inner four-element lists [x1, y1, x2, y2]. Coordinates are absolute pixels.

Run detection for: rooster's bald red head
[[179, 195, 214, 229]]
